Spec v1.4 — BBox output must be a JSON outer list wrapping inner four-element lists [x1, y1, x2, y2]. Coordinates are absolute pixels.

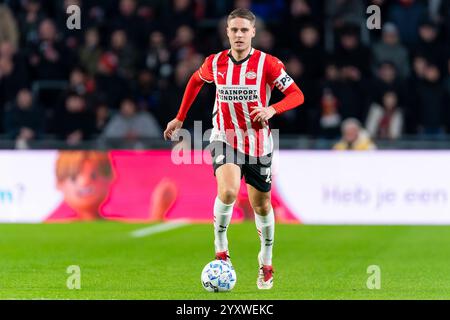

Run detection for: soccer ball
[[201, 260, 237, 292]]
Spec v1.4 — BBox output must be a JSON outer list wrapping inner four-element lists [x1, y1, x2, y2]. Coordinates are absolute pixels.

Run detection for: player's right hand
[[163, 118, 183, 141]]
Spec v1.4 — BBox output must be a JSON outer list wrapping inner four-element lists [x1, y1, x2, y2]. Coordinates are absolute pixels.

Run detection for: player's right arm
[[163, 55, 215, 141]]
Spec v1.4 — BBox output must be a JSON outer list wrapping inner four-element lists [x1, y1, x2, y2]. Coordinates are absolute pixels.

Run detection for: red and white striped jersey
[[197, 48, 295, 157]]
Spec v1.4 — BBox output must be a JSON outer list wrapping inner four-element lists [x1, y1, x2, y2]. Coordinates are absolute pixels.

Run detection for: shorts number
[[265, 168, 272, 183]]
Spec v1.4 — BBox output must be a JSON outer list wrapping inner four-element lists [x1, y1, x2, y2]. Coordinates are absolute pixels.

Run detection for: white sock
[[255, 208, 275, 266], [213, 196, 234, 253]]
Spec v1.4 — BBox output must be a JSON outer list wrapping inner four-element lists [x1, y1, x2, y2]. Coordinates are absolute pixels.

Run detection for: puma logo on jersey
[[218, 71, 226, 79]]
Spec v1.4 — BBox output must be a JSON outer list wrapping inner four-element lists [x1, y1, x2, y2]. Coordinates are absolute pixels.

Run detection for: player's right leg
[[213, 163, 241, 263]]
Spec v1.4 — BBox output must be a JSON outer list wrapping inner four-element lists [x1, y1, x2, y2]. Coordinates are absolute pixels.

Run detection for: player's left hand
[[250, 106, 276, 122]]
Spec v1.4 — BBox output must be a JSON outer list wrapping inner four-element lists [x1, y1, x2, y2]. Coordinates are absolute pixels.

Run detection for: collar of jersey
[[227, 48, 254, 65]]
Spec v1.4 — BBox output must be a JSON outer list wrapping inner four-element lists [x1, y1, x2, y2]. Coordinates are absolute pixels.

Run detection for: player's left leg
[[247, 184, 275, 289]]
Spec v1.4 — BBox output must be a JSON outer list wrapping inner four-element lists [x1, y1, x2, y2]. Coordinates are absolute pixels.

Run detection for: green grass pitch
[[1, 222, 450, 299]]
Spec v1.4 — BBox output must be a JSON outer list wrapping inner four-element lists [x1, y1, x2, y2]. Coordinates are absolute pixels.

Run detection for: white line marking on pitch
[[130, 220, 190, 238]]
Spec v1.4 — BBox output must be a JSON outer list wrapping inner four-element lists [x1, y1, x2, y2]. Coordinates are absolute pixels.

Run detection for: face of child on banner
[[56, 151, 113, 220]]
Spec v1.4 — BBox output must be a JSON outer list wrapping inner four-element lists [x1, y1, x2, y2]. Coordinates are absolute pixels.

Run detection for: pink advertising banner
[[8, 150, 450, 224], [10, 150, 296, 223]]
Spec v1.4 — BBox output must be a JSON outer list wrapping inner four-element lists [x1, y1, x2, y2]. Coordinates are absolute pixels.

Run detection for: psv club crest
[[245, 71, 257, 80]]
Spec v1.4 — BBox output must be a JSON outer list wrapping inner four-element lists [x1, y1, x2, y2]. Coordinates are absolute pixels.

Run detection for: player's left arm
[[251, 57, 304, 122]]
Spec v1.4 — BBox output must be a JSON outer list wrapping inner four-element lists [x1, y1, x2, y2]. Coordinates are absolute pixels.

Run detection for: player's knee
[[218, 187, 239, 204], [253, 201, 272, 216]]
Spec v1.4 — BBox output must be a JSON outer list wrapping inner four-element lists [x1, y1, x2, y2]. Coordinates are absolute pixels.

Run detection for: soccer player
[[164, 8, 304, 289]]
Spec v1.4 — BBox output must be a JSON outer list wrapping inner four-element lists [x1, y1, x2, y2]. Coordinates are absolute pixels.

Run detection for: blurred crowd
[[0, 0, 450, 148]]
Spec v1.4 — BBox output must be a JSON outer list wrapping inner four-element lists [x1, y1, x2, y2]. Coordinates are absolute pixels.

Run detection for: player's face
[[58, 161, 112, 218], [227, 17, 255, 53]]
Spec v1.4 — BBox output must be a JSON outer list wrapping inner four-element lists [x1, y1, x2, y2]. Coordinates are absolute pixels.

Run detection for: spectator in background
[[295, 23, 324, 80], [387, 0, 427, 48], [406, 54, 428, 133], [255, 29, 275, 55], [54, 93, 94, 146], [286, 0, 320, 39], [371, 22, 410, 79], [78, 28, 102, 76], [17, 0, 46, 47], [57, 67, 96, 114], [110, 0, 146, 47], [325, 0, 365, 30], [321, 60, 341, 95], [101, 98, 161, 142], [134, 69, 160, 116], [143, 30, 173, 79], [164, 0, 196, 36], [67, 67, 89, 96], [333, 118, 377, 150], [4, 88, 45, 148], [287, 54, 319, 135], [93, 102, 111, 135], [366, 91, 403, 140], [28, 19, 70, 80], [0, 42, 30, 107], [83, 0, 116, 28], [415, 62, 446, 137], [94, 52, 131, 109], [332, 26, 370, 121], [319, 88, 342, 139], [171, 25, 197, 63], [371, 61, 407, 107], [324, 0, 367, 50], [0, 41, 18, 61], [109, 29, 138, 79], [416, 19, 446, 70], [0, 4, 19, 49], [334, 25, 371, 77]]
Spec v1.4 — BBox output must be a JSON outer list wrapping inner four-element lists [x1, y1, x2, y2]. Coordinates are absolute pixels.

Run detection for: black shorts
[[209, 141, 272, 192]]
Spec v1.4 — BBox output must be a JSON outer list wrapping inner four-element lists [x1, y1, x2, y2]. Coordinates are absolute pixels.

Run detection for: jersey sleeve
[[197, 54, 214, 83], [266, 55, 295, 92]]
